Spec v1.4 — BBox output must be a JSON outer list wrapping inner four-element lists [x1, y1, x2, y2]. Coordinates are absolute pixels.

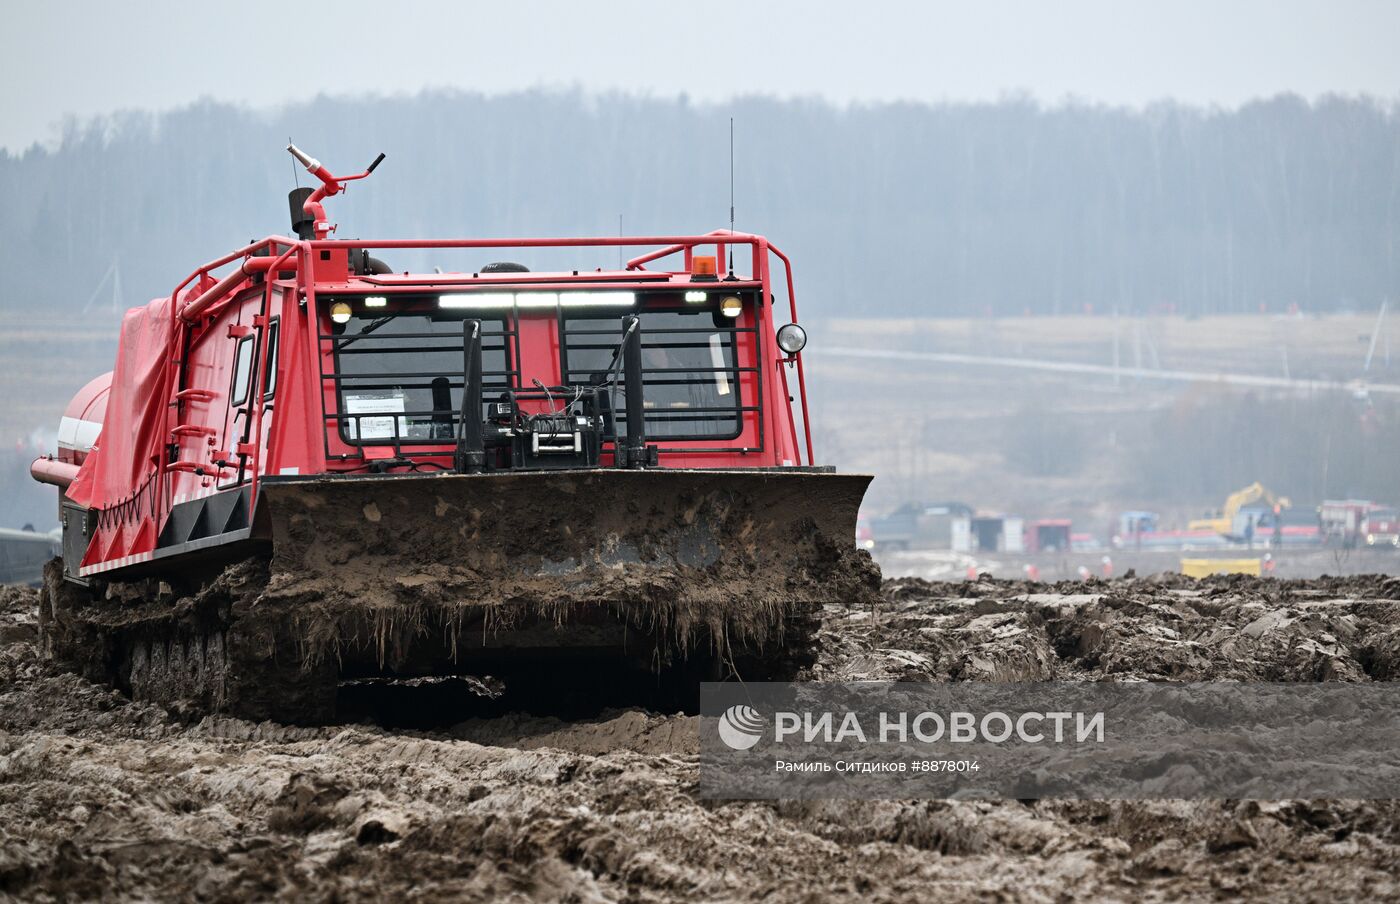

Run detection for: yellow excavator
[[1189, 482, 1291, 536]]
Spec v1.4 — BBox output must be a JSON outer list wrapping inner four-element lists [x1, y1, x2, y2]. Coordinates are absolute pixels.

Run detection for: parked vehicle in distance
[[1320, 499, 1397, 548], [1024, 519, 1072, 553], [1363, 506, 1399, 548], [866, 502, 973, 552]]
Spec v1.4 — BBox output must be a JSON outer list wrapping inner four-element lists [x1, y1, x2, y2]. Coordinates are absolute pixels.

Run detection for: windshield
[[560, 306, 745, 440], [326, 303, 513, 444]]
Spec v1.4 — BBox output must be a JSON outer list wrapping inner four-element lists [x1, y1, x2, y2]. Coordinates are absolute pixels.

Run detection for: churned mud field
[[4, 574, 1400, 901]]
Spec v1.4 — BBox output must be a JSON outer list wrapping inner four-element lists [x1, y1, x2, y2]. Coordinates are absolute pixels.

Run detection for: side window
[[262, 320, 280, 400], [230, 336, 256, 407]]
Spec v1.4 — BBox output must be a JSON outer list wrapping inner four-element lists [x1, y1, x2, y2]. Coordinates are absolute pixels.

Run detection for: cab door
[[218, 291, 270, 490], [254, 292, 286, 477], [163, 285, 269, 547]]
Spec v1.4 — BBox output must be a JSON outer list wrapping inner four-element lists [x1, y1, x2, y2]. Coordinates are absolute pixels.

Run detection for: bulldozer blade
[[257, 469, 877, 675]]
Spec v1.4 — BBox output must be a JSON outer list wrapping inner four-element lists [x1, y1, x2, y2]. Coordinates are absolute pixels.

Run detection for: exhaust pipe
[[31, 457, 79, 490], [288, 187, 316, 240]]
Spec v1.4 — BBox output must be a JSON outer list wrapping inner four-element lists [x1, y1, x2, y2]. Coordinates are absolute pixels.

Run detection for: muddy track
[[38, 545, 851, 723], [4, 573, 1400, 901], [39, 559, 340, 723]]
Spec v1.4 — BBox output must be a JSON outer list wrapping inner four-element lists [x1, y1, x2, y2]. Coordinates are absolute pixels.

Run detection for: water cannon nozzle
[[286, 143, 318, 171]]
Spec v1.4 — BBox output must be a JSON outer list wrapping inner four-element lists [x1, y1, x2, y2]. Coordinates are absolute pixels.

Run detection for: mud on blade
[[259, 469, 877, 676]]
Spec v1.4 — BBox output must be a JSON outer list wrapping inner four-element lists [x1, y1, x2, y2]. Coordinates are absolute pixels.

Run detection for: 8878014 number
[[911, 760, 980, 773]]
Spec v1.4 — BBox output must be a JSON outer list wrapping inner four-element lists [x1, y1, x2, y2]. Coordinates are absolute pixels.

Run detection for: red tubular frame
[[767, 244, 814, 465], [625, 231, 812, 463], [244, 247, 298, 508], [625, 231, 813, 464]]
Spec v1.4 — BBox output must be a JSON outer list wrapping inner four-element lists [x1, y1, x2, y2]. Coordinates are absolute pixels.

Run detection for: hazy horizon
[[4, 0, 1400, 152]]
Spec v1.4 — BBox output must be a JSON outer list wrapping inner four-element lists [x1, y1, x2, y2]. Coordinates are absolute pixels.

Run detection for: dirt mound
[[820, 572, 1400, 683], [6, 574, 1400, 900]]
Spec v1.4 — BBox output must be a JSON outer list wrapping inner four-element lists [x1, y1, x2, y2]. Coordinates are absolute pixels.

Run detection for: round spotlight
[[330, 302, 353, 324], [776, 323, 808, 355], [719, 296, 743, 319]]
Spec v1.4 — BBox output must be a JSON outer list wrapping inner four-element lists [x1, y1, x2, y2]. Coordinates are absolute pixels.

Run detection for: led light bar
[[561, 291, 635, 307], [363, 296, 388, 308], [514, 292, 559, 308], [684, 290, 708, 303], [438, 293, 515, 309], [438, 291, 636, 309]]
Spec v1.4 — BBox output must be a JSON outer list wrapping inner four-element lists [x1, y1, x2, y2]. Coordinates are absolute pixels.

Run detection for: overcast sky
[[3, 0, 1398, 152]]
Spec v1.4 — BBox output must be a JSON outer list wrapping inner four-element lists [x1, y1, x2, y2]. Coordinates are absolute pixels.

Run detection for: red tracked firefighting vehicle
[[32, 147, 875, 721]]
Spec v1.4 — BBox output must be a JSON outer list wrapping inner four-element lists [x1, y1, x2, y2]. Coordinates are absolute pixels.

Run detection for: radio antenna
[[289, 136, 300, 189], [728, 117, 735, 274]]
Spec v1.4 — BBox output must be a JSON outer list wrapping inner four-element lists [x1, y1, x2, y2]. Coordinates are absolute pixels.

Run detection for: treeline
[[2, 90, 1398, 319], [1128, 392, 1400, 507], [999, 389, 1400, 509]]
